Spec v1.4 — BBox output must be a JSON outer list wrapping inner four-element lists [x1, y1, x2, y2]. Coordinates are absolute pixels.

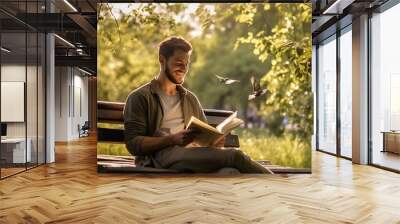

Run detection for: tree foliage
[[234, 4, 312, 139], [98, 3, 191, 102], [98, 3, 312, 140]]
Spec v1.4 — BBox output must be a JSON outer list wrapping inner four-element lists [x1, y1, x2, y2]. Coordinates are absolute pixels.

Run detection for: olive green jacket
[[123, 78, 207, 167]]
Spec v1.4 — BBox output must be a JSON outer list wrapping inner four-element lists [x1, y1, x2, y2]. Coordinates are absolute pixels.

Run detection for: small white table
[[1, 138, 31, 163]]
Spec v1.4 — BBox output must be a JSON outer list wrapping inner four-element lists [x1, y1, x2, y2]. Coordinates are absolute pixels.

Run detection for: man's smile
[[175, 71, 185, 76]]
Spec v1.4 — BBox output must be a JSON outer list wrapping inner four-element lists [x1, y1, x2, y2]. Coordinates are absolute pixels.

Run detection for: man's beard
[[165, 64, 183, 85]]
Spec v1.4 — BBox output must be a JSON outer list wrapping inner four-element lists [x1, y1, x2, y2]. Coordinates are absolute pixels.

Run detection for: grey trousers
[[154, 145, 271, 174]]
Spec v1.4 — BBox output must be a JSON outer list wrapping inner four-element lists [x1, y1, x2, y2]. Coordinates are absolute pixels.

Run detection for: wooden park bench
[[97, 101, 240, 146], [97, 101, 310, 174]]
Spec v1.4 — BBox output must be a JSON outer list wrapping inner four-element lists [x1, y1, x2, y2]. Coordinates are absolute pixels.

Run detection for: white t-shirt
[[158, 92, 185, 134]]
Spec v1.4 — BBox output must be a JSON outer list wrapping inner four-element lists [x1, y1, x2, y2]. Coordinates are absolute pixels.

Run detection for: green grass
[[97, 128, 311, 168], [97, 122, 131, 156], [233, 128, 311, 168], [97, 143, 131, 156]]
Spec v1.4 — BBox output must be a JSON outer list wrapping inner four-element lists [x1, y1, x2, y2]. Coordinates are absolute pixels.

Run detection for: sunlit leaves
[[234, 4, 257, 24], [235, 3, 312, 139], [98, 3, 192, 102]]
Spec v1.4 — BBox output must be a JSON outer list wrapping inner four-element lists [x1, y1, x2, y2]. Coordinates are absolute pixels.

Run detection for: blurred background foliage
[[98, 3, 312, 168]]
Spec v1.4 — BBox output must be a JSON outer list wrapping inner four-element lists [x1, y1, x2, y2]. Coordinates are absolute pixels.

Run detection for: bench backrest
[[97, 101, 240, 147]]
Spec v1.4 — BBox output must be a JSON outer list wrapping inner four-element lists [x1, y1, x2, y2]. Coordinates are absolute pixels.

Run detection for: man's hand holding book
[[185, 111, 243, 147]]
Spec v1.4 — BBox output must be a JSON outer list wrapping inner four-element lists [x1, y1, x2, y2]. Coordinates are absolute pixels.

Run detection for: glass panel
[[27, 31, 38, 169], [26, 0, 38, 169], [318, 35, 337, 154], [0, 1, 46, 178], [371, 4, 400, 171], [339, 27, 352, 158], [0, 1, 26, 13], [0, 1, 29, 32], [1, 30, 27, 177]]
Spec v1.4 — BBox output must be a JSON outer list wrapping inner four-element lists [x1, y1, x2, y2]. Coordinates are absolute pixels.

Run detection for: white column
[[46, 0, 55, 163], [352, 14, 369, 164], [46, 33, 55, 163]]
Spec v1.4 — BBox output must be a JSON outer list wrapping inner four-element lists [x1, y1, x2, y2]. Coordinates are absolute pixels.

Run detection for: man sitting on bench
[[123, 36, 271, 174]]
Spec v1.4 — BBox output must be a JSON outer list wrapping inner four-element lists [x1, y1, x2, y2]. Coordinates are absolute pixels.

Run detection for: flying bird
[[215, 75, 240, 85], [248, 76, 267, 100]]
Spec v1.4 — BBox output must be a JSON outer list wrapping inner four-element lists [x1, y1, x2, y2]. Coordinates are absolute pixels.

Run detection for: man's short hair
[[158, 36, 192, 60]]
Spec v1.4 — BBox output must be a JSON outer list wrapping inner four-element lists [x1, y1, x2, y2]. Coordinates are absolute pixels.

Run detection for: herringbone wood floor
[[1, 136, 400, 224]]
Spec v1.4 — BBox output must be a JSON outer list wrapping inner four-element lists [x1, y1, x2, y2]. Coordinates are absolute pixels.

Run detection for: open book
[[186, 111, 244, 147]]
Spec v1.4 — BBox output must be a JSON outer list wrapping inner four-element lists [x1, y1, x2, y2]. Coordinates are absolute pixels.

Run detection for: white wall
[[54, 67, 89, 141], [73, 72, 89, 137], [55, 66, 69, 141]]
